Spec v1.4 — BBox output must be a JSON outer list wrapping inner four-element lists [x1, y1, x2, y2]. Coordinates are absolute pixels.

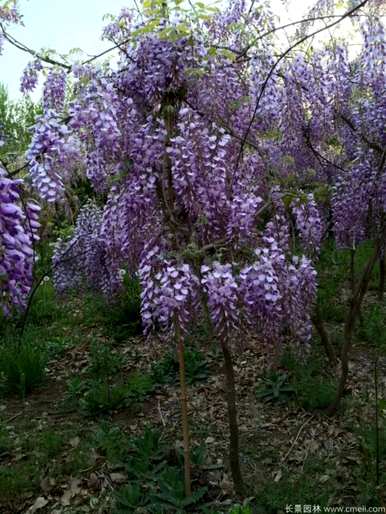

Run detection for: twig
[[158, 399, 166, 427], [6, 411, 23, 423], [234, 0, 370, 173], [281, 414, 315, 464], [0, 23, 71, 69]]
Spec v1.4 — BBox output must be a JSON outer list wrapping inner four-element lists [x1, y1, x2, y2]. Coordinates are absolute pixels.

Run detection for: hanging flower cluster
[[1, 1, 381, 350], [27, 111, 81, 202], [0, 167, 40, 315], [292, 193, 324, 253], [52, 202, 120, 296], [43, 69, 67, 112], [139, 241, 199, 336], [20, 59, 43, 94]]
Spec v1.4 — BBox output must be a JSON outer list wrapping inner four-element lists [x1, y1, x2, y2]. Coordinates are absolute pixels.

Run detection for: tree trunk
[[220, 338, 244, 496], [350, 248, 355, 295], [328, 245, 380, 415], [176, 321, 192, 497], [312, 303, 336, 366], [374, 357, 380, 485], [378, 255, 385, 302]]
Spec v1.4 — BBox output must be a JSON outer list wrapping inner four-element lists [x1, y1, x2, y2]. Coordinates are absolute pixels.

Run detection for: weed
[[0, 425, 11, 456], [229, 506, 253, 514], [79, 381, 131, 415], [91, 422, 130, 464], [254, 459, 332, 513], [256, 371, 295, 403], [151, 466, 207, 512], [113, 429, 208, 513], [27, 281, 64, 327], [280, 348, 336, 410], [19, 429, 65, 470], [0, 463, 37, 501], [83, 275, 142, 342], [35, 430, 64, 460], [88, 340, 123, 378], [358, 305, 386, 352], [114, 483, 149, 513], [152, 347, 209, 386], [65, 371, 154, 416], [0, 341, 47, 397], [294, 372, 336, 410], [358, 420, 386, 464], [354, 417, 386, 506]]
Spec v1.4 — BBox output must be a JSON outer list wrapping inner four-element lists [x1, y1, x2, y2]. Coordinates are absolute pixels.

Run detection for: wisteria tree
[[1, 0, 385, 497]]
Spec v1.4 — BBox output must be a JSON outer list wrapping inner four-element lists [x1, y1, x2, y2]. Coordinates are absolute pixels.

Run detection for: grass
[[0, 463, 37, 502], [358, 304, 386, 352], [280, 346, 336, 410], [256, 371, 295, 404], [65, 371, 155, 416], [83, 274, 142, 342], [253, 458, 334, 513], [1, 238, 386, 511], [0, 340, 47, 397], [152, 346, 209, 386], [113, 428, 209, 514], [88, 339, 124, 378]]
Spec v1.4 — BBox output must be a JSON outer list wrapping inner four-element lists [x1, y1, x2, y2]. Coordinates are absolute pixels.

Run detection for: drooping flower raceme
[[201, 262, 241, 340], [43, 69, 67, 112], [52, 202, 120, 296], [292, 193, 324, 253], [139, 241, 199, 337], [20, 59, 43, 94], [0, 167, 40, 315], [27, 111, 81, 202]]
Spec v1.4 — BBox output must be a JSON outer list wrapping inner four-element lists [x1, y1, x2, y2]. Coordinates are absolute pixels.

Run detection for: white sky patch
[[0, 0, 366, 101]]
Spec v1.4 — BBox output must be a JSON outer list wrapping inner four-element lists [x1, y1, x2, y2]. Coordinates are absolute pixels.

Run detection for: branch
[[0, 23, 71, 69], [236, 14, 363, 61], [234, 0, 370, 174], [337, 111, 384, 155]]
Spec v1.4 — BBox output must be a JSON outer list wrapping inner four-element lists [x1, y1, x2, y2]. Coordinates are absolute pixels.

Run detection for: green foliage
[[228, 506, 253, 514], [91, 422, 130, 464], [281, 348, 336, 410], [353, 416, 386, 506], [316, 244, 346, 323], [106, 274, 143, 341], [0, 83, 40, 162], [114, 483, 149, 513], [358, 305, 386, 352], [295, 372, 336, 410], [151, 466, 207, 512], [256, 371, 295, 404], [254, 461, 332, 513], [65, 371, 155, 416], [0, 463, 37, 501], [23, 429, 64, 461], [88, 340, 123, 378], [0, 341, 47, 397], [27, 281, 64, 327], [0, 424, 11, 456], [359, 422, 386, 462], [83, 275, 142, 342], [152, 346, 208, 386], [113, 428, 208, 513], [79, 380, 137, 415]]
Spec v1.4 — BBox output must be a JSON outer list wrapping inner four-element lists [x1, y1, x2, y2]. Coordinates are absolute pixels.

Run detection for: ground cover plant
[[1, 0, 386, 511]]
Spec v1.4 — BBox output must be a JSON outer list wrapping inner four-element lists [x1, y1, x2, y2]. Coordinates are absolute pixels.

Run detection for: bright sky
[[0, 0, 360, 101], [0, 0, 135, 99]]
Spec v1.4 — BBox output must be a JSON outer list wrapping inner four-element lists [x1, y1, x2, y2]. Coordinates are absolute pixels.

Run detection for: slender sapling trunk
[[220, 337, 244, 496], [328, 245, 380, 414], [175, 318, 192, 497]]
